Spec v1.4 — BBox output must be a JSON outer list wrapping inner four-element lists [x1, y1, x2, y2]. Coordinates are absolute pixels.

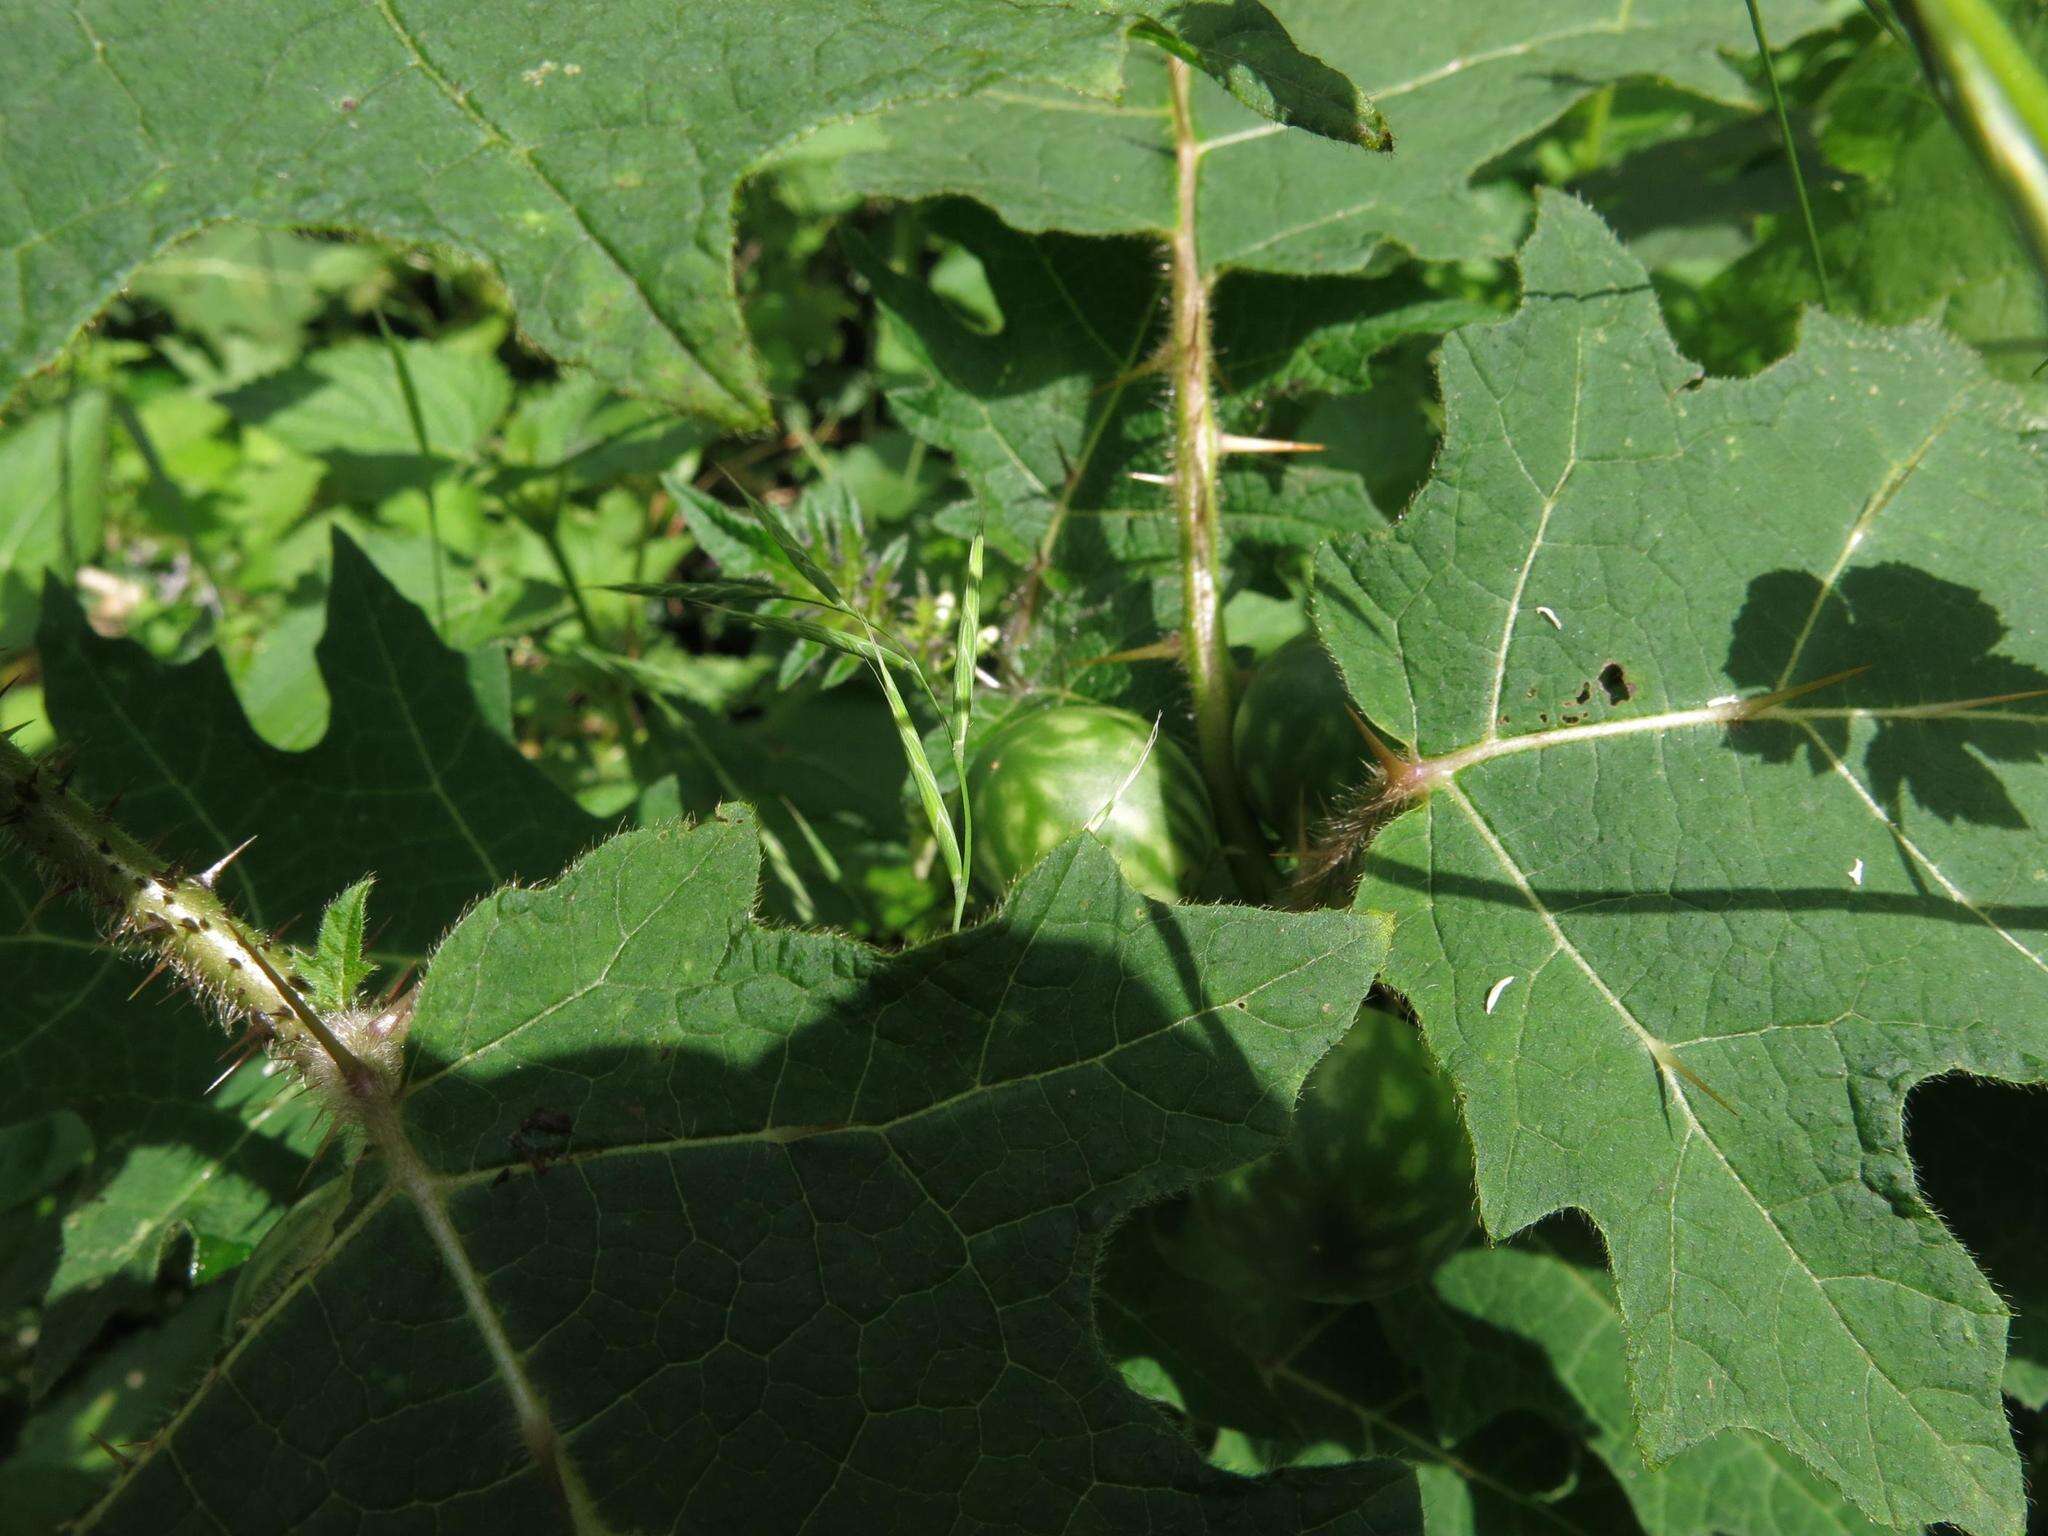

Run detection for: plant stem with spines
[[0, 731, 391, 1098], [1165, 58, 1273, 900]]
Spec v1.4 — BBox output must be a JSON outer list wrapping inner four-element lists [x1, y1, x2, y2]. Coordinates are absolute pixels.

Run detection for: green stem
[[1745, 0, 1835, 310], [0, 732, 385, 1092], [539, 476, 601, 642], [375, 314, 449, 638], [111, 395, 225, 614], [1894, 0, 2048, 286], [538, 476, 657, 784], [1580, 83, 1617, 171], [1165, 58, 1271, 900]]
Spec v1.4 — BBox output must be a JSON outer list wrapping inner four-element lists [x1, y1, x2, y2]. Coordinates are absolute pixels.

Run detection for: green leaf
[[0, 1112, 92, 1212], [667, 478, 789, 579], [124, 225, 387, 366], [0, 390, 109, 647], [1693, 12, 2048, 378], [0, 1284, 233, 1532], [1438, 1246, 1887, 1536], [0, 0, 1361, 426], [1130, 3, 1389, 149], [851, 201, 1468, 699], [4, 531, 601, 1389], [490, 373, 709, 500], [217, 335, 513, 503], [30, 1134, 290, 1399], [82, 816, 1402, 1531], [653, 685, 923, 936], [1100, 1215, 1640, 1531], [1312, 193, 2047, 1535], [838, 0, 1837, 276], [37, 529, 600, 951], [303, 877, 376, 1015], [1905, 1076, 2048, 1409], [856, 203, 1470, 564], [849, 206, 1167, 565]]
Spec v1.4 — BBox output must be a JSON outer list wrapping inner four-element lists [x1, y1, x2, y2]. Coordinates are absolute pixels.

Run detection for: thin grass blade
[[745, 493, 850, 609], [1743, 0, 1834, 310], [872, 658, 964, 924]]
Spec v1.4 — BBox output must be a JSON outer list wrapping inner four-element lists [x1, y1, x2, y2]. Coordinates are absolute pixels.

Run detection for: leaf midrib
[[1439, 779, 2010, 1530]]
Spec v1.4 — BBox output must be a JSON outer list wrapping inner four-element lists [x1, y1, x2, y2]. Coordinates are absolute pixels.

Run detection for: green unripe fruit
[[1233, 633, 1367, 844], [1152, 1004, 1477, 1302], [967, 703, 1218, 903]]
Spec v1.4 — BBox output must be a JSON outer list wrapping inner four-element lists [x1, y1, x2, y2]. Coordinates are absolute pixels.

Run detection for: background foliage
[[2, 1, 2046, 1533]]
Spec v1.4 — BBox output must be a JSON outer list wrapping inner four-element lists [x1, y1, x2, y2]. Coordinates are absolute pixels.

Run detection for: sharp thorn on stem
[[380, 962, 417, 1006], [204, 1052, 255, 1096], [195, 835, 257, 890], [128, 956, 173, 1001], [1078, 637, 1182, 668], [1659, 1045, 1740, 1117], [87, 1433, 136, 1473], [1090, 353, 1170, 397], [1214, 433, 1324, 455], [296, 1118, 343, 1189], [1898, 684, 2048, 717], [1348, 707, 1422, 788]]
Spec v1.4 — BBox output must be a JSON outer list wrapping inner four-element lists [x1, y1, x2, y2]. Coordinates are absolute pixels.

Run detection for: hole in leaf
[[1597, 662, 1633, 705], [1907, 1075, 2048, 1381]]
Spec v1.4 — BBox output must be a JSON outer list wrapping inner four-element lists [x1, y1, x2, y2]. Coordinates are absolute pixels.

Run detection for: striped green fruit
[[1232, 633, 1367, 844], [967, 703, 1217, 903], [1151, 1004, 1477, 1302]]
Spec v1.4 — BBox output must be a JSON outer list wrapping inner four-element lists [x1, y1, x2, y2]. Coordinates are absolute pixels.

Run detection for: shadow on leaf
[[1726, 562, 2048, 829], [92, 832, 1419, 1535]]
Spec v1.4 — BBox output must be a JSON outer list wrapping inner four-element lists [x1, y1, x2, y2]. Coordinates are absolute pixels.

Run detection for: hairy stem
[[1366, 669, 1877, 804], [3, 722, 584, 1521], [2, 734, 290, 1017], [0, 731, 394, 1097], [1293, 668, 2013, 899], [1166, 58, 1271, 899]]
